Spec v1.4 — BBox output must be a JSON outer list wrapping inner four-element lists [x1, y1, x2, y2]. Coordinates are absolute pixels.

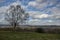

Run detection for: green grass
[[0, 31, 60, 40]]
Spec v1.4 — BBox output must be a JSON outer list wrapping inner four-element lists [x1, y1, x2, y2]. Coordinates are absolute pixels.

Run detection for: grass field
[[0, 31, 60, 40]]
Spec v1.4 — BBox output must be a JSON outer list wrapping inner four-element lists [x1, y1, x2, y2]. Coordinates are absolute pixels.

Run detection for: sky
[[0, 0, 60, 25]]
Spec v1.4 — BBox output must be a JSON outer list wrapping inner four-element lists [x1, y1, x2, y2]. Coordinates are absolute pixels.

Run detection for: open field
[[0, 31, 60, 40]]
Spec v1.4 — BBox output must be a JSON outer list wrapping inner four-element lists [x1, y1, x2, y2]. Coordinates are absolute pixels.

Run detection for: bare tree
[[5, 5, 29, 31]]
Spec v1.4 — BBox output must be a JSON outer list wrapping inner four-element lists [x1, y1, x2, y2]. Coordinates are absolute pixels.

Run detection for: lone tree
[[5, 4, 29, 31]]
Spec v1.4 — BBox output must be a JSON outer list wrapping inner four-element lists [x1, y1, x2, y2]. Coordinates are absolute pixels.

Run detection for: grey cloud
[[0, 0, 5, 2], [0, 0, 60, 25]]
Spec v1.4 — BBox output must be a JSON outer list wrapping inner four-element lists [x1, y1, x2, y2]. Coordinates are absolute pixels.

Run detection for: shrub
[[45, 28, 60, 34], [36, 28, 45, 33]]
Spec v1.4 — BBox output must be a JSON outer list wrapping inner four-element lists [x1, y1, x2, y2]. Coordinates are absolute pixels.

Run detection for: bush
[[45, 28, 60, 34], [36, 28, 45, 33], [0, 28, 13, 31]]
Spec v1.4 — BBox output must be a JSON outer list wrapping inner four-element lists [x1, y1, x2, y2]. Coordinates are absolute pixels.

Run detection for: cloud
[[0, 1, 26, 14], [27, 19, 60, 25], [48, 7, 60, 19], [0, 0, 5, 2], [32, 14, 49, 19], [9, 1, 27, 10], [0, 6, 9, 13], [28, 1, 48, 9], [35, 0, 43, 2], [28, 0, 60, 10], [28, 0, 60, 20], [27, 10, 60, 25], [27, 19, 54, 25], [37, 14, 49, 18], [0, 0, 60, 25], [0, 6, 10, 24], [28, 11, 51, 19], [28, 1, 38, 7], [0, 1, 26, 24]]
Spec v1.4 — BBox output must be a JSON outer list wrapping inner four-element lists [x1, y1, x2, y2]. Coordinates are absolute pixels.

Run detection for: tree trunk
[[13, 23, 16, 32]]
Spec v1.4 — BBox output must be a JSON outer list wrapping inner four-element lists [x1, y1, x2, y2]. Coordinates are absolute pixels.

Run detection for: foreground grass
[[0, 31, 60, 40]]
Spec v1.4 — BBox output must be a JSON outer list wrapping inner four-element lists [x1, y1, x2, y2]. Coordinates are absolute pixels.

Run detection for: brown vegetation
[[0, 27, 60, 34]]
